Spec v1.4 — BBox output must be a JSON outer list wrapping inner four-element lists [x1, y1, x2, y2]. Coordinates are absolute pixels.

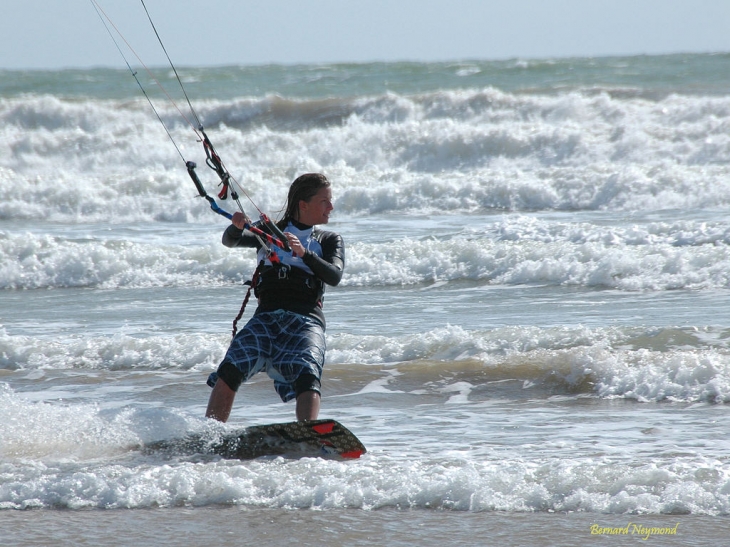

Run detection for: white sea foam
[[3, 214, 730, 290], [0, 328, 226, 371], [1, 407, 728, 514], [3, 89, 730, 223], [0, 231, 253, 289], [2, 365, 728, 512], [3, 60, 730, 523], [3, 324, 730, 403], [330, 325, 730, 403]]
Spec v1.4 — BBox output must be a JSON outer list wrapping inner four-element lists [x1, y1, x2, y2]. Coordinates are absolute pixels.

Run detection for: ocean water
[[2, 53, 730, 545]]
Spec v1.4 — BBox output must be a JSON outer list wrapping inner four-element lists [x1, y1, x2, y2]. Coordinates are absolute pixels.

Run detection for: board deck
[[144, 419, 366, 460]]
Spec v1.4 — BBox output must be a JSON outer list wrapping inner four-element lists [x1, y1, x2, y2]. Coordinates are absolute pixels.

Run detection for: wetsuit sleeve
[[222, 224, 262, 249], [302, 232, 345, 286]]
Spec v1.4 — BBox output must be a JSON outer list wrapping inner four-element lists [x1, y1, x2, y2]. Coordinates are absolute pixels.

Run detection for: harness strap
[[231, 259, 265, 338]]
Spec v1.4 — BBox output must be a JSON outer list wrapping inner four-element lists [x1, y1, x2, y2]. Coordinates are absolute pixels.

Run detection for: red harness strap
[[230, 249, 283, 338]]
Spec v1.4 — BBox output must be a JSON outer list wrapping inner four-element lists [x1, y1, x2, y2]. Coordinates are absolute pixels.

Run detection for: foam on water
[[0, 328, 225, 371], [4, 86, 730, 222], [1, 375, 729, 514], [3, 454, 729, 513], [0, 230, 248, 289], [3, 58, 730, 521], [4, 214, 730, 290], [4, 324, 730, 404]]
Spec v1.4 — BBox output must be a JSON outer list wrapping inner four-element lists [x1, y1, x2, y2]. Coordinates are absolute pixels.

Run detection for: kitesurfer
[[205, 173, 344, 422]]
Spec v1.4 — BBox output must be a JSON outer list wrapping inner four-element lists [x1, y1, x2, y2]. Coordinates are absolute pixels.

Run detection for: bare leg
[[205, 380, 236, 422], [295, 390, 321, 421]]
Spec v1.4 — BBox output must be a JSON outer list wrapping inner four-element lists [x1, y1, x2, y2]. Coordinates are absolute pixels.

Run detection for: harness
[[230, 227, 326, 338]]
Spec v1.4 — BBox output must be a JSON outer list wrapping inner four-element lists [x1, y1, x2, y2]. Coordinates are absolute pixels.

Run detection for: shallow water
[[2, 507, 726, 547]]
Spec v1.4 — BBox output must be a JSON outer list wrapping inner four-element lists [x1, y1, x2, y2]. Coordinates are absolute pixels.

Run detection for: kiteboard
[[144, 419, 366, 460]]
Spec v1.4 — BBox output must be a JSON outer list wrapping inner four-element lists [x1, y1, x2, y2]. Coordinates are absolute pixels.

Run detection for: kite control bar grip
[[260, 214, 291, 252], [186, 161, 208, 198], [243, 222, 290, 252], [186, 161, 290, 252], [187, 161, 233, 220]]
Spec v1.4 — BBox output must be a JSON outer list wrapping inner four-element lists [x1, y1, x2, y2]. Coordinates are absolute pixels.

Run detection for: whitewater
[[1, 55, 730, 545]]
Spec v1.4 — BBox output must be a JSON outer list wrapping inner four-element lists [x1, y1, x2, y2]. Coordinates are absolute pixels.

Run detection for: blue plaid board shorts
[[207, 310, 326, 402]]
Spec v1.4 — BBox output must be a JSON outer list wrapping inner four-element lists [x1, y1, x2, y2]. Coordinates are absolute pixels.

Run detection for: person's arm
[[301, 233, 345, 286], [222, 212, 261, 248]]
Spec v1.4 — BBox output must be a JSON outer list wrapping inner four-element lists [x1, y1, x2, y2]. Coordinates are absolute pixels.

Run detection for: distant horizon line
[[4, 50, 729, 72]]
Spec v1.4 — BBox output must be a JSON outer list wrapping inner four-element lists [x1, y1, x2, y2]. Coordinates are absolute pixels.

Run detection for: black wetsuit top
[[222, 219, 345, 328]]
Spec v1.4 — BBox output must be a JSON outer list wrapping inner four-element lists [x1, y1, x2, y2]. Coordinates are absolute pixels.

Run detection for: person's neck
[[289, 218, 312, 230]]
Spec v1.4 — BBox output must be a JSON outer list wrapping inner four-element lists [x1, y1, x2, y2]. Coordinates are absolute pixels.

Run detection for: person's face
[[298, 186, 333, 226]]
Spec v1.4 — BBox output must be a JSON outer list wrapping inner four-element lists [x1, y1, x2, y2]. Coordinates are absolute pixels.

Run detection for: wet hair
[[280, 173, 330, 224]]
